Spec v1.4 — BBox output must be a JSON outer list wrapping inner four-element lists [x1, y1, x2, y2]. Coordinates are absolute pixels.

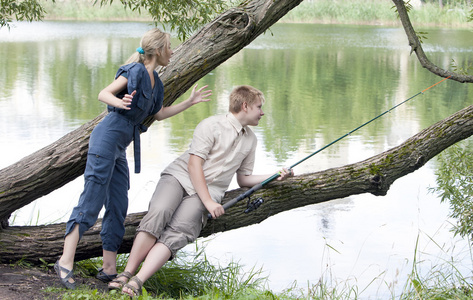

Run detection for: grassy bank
[[39, 0, 152, 22], [39, 0, 472, 28], [40, 238, 473, 300]]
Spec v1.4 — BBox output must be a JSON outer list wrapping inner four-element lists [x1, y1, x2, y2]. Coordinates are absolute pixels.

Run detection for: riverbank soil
[[0, 264, 107, 299]]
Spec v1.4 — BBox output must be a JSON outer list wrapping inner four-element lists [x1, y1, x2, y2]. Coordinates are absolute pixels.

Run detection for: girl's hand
[[189, 84, 212, 105], [119, 90, 136, 110]]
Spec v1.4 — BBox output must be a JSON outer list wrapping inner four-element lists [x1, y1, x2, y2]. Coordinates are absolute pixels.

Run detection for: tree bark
[[0, 0, 305, 226], [1, 103, 473, 264]]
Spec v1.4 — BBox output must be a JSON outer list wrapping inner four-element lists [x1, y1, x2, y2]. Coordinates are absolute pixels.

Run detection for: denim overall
[[65, 62, 164, 252]]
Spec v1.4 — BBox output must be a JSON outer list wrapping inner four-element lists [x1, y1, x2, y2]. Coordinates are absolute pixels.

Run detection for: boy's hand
[[277, 168, 294, 181], [206, 201, 225, 219]]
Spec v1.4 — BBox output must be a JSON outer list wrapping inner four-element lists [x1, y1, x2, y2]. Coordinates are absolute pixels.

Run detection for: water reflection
[[1, 21, 472, 298]]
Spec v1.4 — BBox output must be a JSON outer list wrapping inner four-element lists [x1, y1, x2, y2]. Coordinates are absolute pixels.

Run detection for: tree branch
[[391, 0, 473, 83]]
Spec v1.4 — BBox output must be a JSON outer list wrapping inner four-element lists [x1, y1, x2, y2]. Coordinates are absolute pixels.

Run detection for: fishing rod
[[209, 76, 451, 219]]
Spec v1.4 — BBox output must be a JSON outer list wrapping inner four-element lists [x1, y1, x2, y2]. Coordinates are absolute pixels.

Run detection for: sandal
[[108, 271, 132, 291], [123, 276, 143, 297], [96, 267, 117, 283], [54, 260, 76, 290]]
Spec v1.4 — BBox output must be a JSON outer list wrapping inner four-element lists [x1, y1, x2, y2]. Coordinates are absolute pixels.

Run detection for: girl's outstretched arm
[[154, 84, 212, 121]]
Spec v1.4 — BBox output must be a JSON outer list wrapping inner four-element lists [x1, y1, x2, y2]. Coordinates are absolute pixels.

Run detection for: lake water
[[1, 21, 472, 299]]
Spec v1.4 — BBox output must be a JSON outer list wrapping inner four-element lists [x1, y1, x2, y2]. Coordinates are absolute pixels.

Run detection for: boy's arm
[[188, 154, 225, 219], [236, 168, 294, 188]]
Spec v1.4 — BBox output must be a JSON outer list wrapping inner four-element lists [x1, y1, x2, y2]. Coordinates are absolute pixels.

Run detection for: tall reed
[[282, 0, 471, 27]]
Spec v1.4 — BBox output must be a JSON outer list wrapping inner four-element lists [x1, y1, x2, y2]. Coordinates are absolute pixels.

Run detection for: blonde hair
[[229, 85, 265, 113], [125, 28, 170, 65]]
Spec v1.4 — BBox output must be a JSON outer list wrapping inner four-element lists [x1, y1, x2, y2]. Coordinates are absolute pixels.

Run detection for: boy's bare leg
[[108, 231, 157, 289], [122, 242, 171, 296]]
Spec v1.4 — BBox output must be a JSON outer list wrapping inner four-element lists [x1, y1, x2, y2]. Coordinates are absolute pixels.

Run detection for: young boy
[[108, 85, 293, 296]]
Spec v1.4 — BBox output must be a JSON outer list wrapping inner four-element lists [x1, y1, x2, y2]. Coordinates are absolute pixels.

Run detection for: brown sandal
[[122, 276, 143, 297], [107, 271, 132, 292]]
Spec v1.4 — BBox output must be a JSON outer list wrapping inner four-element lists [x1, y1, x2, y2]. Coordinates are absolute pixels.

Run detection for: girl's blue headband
[[136, 47, 145, 54]]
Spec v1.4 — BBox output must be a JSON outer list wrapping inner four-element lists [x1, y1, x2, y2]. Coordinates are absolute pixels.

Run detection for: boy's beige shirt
[[162, 113, 257, 203]]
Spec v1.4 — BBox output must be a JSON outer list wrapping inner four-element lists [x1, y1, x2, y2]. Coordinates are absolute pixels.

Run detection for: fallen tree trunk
[[0, 0, 305, 226], [1, 103, 472, 264]]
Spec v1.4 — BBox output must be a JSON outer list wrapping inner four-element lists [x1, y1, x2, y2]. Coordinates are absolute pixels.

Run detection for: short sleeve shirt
[[109, 62, 164, 124], [162, 113, 257, 203], [102, 62, 164, 173]]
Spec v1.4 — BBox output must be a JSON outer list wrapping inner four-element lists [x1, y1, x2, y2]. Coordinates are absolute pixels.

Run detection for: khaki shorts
[[137, 174, 207, 259]]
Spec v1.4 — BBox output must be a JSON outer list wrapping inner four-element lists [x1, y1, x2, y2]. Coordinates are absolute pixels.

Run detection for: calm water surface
[[1, 21, 472, 298]]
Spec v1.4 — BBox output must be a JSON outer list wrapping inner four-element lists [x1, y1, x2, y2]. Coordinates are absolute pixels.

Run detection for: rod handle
[[207, 183, 263, 219]]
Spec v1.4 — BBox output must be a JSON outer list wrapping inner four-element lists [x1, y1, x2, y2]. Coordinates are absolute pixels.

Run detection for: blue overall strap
[[132, 124, 149, 173]]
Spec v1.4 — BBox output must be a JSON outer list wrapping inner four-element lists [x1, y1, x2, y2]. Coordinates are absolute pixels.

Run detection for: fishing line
[[212, 76, 451, 217]]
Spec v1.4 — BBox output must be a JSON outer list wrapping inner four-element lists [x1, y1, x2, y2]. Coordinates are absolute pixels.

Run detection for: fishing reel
[[245, 197, 264, 213]]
